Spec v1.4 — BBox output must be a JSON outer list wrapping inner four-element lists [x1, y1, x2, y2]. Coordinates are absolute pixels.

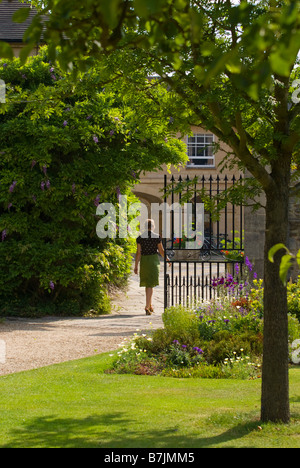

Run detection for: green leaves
[[0, 42, 13, 60], [12, 7, 31, 23], [268, 244, 300, 286]]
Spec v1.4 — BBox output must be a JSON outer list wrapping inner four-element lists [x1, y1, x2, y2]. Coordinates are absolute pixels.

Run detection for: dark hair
[[145, 219, 155, 231]]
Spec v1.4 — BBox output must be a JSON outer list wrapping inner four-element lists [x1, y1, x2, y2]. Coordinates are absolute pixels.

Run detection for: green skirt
[[140, 254, 160, 288]]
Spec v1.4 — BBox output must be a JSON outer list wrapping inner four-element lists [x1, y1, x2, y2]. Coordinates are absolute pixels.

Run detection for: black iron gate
[[163, 174, 244, 309]]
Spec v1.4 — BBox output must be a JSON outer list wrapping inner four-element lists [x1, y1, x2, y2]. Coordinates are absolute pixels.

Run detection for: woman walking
[[134, 219, 169, 315]]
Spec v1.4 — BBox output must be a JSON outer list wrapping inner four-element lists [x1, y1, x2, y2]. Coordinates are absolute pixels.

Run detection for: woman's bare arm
[[134, 244, 142, 274]]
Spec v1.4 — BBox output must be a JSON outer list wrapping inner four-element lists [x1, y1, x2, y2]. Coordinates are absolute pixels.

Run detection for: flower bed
[[108, 262, 300, 379]]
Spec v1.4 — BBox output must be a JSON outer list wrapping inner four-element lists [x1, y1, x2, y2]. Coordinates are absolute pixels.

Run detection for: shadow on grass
[[0, 412, 260, 448]]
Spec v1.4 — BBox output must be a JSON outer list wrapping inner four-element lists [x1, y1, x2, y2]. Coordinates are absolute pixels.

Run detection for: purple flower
[[3, 63, 7, 68], [63, 120, 68, 127], [46, 180, 51, 189], [42, 165, 47, 175], [109, 130, 115, 136], [182, 344, 187, 349], [7, 203, 12, 211], [41, 181, 45, 191], [49, 281, 55, 291], [193, 347, 203, 354], [9, 181, 17, 193], [51, 74, 57, 81], [31, 160, 37, 170], [94, 194, 100, 207], [235, 263, 240, 275], [245, 256, 253, 272], [86, 115, 92, 120], [93, 135, 99, 143], [173, 340, 180, 345], [2, 230, 7, 242], [50, 67, 55, 72]]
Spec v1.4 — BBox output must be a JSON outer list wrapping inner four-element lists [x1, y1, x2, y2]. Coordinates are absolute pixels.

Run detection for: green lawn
[[0, 353, 299, 448]]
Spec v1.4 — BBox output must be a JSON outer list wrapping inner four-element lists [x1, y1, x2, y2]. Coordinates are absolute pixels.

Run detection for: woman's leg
[[145, 287, 153, 310]]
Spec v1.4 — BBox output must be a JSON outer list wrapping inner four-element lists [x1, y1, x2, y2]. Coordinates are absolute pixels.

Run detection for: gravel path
[[0, 272, 164, 376]]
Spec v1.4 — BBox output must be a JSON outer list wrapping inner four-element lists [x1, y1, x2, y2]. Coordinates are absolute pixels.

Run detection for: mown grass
[[0, 353, 299, 448]]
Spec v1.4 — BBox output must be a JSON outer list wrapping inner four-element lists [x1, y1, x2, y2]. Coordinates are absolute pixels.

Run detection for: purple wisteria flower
[[46, 180, 51, 189], [63, 120, 68, 127], [2, 230, 7, 242], [41, 181, 45, 191], [42, 165, 47, 175], [94, 194, 100, 207], [109, 130, 115, 136], [9, 181, 17, 193], [49, 281, 55, 291], [93, 135, 99, 143]]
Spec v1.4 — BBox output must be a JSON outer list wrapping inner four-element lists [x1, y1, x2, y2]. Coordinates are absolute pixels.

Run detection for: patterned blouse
[[136, 231, 162, 256]]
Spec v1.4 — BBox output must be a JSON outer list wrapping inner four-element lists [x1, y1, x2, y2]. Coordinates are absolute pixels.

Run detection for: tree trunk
[[261, 176, 290, 423]]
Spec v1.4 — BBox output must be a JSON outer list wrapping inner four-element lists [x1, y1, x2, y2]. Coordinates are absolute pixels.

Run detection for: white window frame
[[186, 133, 215, 168]]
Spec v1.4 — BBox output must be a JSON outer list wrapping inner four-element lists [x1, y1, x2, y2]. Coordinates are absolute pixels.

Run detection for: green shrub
[[162, 305, 199, 344], [0, 49, 186, 316], [287, 279, 300, 323], [204, 331, 263, 365]]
